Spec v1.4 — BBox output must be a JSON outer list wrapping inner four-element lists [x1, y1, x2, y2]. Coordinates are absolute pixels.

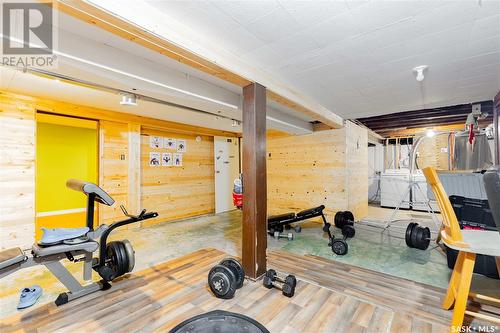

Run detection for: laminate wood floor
[[1, 248, 497, 333]]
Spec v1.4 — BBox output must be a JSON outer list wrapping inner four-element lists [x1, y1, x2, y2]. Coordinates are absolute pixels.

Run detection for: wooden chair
[[422, 167, 500, 331]]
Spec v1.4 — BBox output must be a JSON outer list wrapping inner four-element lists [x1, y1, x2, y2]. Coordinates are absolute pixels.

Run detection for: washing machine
[[380, 169, 410, 209], [411, 171, 440, 212]]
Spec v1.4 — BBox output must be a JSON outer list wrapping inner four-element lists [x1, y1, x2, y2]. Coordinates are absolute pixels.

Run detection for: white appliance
[[411, 171, 440, 212], [380, 169, 410, 209]]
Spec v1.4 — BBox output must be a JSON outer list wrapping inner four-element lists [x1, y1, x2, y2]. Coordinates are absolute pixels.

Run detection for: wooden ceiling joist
[[55, 0, 343, 129]]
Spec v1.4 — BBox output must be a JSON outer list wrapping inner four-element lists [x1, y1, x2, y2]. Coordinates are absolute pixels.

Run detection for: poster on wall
[[162, 153, 172, 166], [149, 152, 161, 166], [176, 139, 187, 153], [150, 136, 163, 149], [164, 138, 176, 149], [173, 153, 183, 166]]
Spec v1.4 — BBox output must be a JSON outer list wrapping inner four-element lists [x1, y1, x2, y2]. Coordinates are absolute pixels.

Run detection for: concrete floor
[[0, 206, 498, 320]]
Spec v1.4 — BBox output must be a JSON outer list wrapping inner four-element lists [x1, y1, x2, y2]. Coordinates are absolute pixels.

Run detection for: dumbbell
[[265, 269, 297, 289], [208, 258, 245, 299], [263, 269, 296, 297], [330, 224, 355, 256], [274, 231, 294, 240], [285, 224, 302, 233], [334, 211, 355, 229], [405, 222, 431, 250]]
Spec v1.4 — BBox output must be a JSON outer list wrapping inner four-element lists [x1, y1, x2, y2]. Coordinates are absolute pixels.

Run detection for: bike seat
[[39, 227, 90, 246]]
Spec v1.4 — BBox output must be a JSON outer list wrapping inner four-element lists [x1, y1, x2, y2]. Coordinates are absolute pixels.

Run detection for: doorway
[[214, 136, 240, 213], [35, 113, 98, 241]]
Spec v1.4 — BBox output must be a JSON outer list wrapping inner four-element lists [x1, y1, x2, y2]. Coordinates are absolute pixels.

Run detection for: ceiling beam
[[55, 0, 343, 129]]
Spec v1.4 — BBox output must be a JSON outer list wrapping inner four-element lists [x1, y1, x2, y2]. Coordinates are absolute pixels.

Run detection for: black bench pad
[[268, 213, 296, 223], [297, 205, 325, 217]]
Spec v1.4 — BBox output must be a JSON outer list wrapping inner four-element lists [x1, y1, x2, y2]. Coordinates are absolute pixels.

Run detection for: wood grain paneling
[[346, 121, 368, 217], [99, 120, 130, 226], [267, 122, 368, 220], [140, 128, 214, 226], [0, 96, 36, 250]]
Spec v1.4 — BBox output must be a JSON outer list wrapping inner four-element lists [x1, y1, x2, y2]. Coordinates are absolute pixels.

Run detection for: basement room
[[0, 1, 499, 332]]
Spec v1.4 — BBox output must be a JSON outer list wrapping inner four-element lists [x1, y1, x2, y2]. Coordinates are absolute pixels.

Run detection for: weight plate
[[122, 239, 135, 273], [285, 275, 297, 289], [343, 211, 354, 225], [265, 269, 277, 280], [421, 227, 431, 250], [410, 223, 419, 249], [342, 225, 355, 238], [115, 241, 127, 277], [106, 242, 122, 279], [331, 239, 348, 255], [208, 265, 237, 299], [220, 258, 245, 289], [334, 211, 343, 228], [415, 227, 425, 250], [405, 223, 416, 248]]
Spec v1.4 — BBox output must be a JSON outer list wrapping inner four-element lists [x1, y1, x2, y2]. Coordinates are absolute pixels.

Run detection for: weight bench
[[268, 205, 327, 234]]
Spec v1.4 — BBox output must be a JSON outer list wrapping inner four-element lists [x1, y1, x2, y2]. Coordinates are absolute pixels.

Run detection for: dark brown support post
[[494, 91, 500, 165], [242, 82, 267, 279]]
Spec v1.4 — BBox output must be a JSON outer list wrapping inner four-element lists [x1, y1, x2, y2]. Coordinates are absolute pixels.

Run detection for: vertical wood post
[[242, 82, 267, 279], [494, 91, 500, 165]]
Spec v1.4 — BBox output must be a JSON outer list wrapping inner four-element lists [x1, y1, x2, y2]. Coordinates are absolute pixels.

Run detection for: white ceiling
[[144, 0, 500, 118]]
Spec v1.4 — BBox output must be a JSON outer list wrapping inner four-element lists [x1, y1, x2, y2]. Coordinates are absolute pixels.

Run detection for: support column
[[242, 82, 267, 279], [494, 91, 499, 165]]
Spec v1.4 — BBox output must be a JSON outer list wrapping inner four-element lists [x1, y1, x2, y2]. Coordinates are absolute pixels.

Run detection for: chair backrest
[[422, 167, 464, 245]]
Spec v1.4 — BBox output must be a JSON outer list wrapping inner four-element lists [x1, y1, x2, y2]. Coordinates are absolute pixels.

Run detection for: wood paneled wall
[[267, 121, 368, 221], [140, 128, 215, 226], [416, 134, 451, 170], [345, 121, 369, 217], [0, 95, 36, 250]]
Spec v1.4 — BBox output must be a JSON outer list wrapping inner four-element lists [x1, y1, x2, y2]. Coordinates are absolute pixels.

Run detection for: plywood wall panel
[[99, 120, 129, 225], [267, 129, 349, 220], [0, 97, 35, 250], [140, 128, 214, 226]]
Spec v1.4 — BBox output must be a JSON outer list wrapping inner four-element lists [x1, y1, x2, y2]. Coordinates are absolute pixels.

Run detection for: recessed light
[[120, 93, 138, 106]]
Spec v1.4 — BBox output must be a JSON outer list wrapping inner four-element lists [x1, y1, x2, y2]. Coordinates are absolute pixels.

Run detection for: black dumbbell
[[273, 231, 294, 240], [405, 223, 431, 250], [263, 272, 296, 298], [265, 269, 297, 289], [208, 258, 245, 299], [330, 224, 355, 255]]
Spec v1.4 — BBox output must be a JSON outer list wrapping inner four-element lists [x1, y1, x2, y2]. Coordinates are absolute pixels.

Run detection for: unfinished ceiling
[[139, 0, 500, 118]]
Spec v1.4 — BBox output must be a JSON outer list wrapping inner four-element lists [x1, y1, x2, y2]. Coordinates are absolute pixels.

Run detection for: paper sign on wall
[[149, 152, 161, 166], [176, 139, 186, 153], [162, 153, 172, 166], [173, 153, 183, 166], [165, 138, 176, 149], [150, 136, 163, 149]]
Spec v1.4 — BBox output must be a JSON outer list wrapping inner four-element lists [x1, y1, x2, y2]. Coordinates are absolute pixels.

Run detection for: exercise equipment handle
[[95, 208, 159, 270]]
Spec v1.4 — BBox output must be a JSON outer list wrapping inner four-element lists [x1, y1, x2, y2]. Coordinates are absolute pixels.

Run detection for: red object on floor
[[232, 192, 243, 209]]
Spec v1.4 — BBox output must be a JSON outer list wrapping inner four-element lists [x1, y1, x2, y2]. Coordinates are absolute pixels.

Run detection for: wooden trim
[[0, 91, 238, 137], [242, 83, 267, 279], [55, 0, 343, 129]]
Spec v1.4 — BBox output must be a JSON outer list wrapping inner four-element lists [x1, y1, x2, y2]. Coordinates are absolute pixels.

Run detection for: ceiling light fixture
[[425, 129, 435, 138], [413, 65, 428, 82], [1, 34, 239, 110], [120, 93, 138, 106]]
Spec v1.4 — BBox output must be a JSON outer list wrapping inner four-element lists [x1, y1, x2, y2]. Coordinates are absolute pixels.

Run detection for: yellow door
[[35, 113, 98, 241]]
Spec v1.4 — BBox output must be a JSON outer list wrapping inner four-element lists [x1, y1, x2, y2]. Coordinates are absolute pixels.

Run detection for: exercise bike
[[0, 179, 158, 306]]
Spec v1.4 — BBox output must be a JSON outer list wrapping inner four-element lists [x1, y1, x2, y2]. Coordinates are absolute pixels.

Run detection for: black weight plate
[[421, 227, 431, 250], [343, 211, 354, 225], [220, 258, 245, 289], [342, 225, 355, 238], [415, 227, 425, 250], [405, 222, 416, 247], [334, 211, 343, 228], [410, 223, 419, 249], [265, 269, 277, 280], [106, 241, 121, 278], [332, 239, 348, 255], [115, 241, 127, 277], [208, 265, 237, 299]]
